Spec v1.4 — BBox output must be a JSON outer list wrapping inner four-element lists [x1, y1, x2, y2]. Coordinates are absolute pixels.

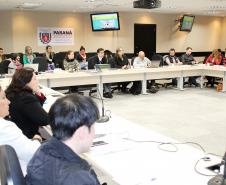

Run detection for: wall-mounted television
[[90, 12, 120, 31], [180, 15, 195, 32]]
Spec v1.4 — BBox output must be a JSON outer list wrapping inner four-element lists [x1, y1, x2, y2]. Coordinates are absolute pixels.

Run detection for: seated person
[[130, 51, 158, 94], [205, 49, 222, 87], [8, 53, 23, 74], [44, 45, 55, 70], [23, 46, 36, 64], [26, 94, 101, 185], [63, 50, 80, 93], [181, 47, 199, 87], [76, 46, 88, 70], [164, 48, 182, 86], [104, 49, 115, 68], [63, 50, 80, 72], [5, 68, 48, 139], [0, 47, 6, 63], [113, 47, 131, 93], [0, 85, 40, 174], [88, 48, 112, 98]]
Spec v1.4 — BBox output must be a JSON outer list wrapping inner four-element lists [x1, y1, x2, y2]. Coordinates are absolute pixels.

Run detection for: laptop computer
[[150, 60, 160, 68], [24, 64, 39, 72], [95, 64, 110, 71]]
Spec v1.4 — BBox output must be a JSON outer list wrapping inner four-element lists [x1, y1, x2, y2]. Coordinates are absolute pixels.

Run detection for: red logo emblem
[[39, 32, 51, 44]]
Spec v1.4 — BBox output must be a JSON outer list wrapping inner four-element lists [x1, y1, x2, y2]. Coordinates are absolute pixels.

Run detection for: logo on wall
[[39, 32, 51, 44], [37, 27, 74, 46]]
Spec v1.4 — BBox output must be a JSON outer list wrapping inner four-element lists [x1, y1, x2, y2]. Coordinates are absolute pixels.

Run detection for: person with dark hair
[[114, 47, 130, 93], [181, 47, 199, 87], [0, 85, 40, 174], [76, 46, 88, 70], [5, 68, 48, 139], [23, 46, 36, 64], [104, 49, 115, 68], [164, 48, 182, 86], [8, 53, 23, 74], [44, 45, 55, 70], [0, 48, 6, 63], [88, 48, 105, 69], [88, 48, 113, 98], [26, 94, 101, 185], [63, 50, 80, 72]]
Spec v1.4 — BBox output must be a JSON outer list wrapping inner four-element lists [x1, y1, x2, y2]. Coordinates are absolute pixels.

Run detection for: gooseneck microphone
[[96, 87, 109, 123]]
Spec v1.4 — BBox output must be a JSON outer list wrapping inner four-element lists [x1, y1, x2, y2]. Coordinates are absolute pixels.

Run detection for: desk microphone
[[208, 152, 226, 185], [96, 87, 109, 123]]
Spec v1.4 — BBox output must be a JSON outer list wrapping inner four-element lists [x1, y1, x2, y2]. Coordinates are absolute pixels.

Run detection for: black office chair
[[33, 57, 48, 72], [0, 59, 11, 75], [0, 145, 26, 185]]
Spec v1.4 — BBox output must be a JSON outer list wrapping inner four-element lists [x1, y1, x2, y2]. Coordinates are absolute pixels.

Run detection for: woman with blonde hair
[[23, 46, 36, 64]]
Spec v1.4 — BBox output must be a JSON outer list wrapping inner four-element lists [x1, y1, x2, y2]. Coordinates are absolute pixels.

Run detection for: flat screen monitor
[[180, 15, 195, 32], [90, 12, 120, 31]]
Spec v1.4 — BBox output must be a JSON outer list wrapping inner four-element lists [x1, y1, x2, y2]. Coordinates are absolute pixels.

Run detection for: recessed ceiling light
[[17, 2, 43, 9]]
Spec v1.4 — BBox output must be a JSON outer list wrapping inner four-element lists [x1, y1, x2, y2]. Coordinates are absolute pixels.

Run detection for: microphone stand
[[96, 86, 109, 123]]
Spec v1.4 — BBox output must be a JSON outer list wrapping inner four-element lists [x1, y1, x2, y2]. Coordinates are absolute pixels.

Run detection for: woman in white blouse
[[0, 85, 40, 174]]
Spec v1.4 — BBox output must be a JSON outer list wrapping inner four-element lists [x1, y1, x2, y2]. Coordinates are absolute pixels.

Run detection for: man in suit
[[88, 48, 113, 98]]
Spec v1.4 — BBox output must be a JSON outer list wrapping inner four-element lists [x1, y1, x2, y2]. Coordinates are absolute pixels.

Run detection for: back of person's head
[[5, 67, 34, 98], [49, 94, 100, 141], [97, 48, 104, 54], [212, 49, 220, 59]]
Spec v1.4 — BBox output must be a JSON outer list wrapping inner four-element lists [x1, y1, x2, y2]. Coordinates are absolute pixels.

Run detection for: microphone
[[96, 87, 109, 123], [207, 151, 226, 185]]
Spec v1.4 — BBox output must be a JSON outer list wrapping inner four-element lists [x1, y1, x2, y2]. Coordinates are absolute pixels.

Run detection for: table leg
[[177, 76, 184, 91], [200, 76, 204, 89], [97, 76, 104, 98], [222, 72, 226, 92], [142, 73, 148, 95]]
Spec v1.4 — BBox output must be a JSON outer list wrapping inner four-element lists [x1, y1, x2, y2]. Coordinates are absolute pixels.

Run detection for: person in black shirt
[[5, 68, 48, 139], [26, 94, 102, 185], [76, 46, 88, 70], [164, 48, 182, 86], [114, 48, 130, 93], [181, 47, 199, 87], [88, 48, 112, 98]]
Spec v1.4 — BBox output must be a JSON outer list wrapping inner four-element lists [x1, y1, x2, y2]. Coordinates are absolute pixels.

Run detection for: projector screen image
[[91, 12, 120, 31], [180, 15, 195, 32]]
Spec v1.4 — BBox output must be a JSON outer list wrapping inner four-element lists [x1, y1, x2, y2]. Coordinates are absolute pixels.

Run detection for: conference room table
[[33, 64, 226, 98], [38, 86, 222, 185]]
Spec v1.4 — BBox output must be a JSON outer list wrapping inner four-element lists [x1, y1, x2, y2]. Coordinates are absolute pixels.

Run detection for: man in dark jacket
[[181, 47, 199, 87], [26, 94, 101, 185], [88, 48, 113, 98]]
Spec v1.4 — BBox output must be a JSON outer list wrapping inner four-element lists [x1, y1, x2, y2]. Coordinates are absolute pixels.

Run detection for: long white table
[[40, 89, 223, 185], [87, 115, 222, 185], [35, 65, 226, 98]]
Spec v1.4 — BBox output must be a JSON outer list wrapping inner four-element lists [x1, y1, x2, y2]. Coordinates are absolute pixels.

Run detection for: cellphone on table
[[92, 141, 108, 147]]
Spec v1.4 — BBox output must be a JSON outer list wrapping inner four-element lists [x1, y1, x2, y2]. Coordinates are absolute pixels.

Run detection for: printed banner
[[38, 27, 74, 46]]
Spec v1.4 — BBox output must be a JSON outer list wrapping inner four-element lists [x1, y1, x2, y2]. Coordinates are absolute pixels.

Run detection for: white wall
[[0, 10, 224, 54]]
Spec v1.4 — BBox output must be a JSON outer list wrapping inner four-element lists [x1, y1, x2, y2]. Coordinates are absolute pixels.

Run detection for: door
[[134, 24, 156, 59]]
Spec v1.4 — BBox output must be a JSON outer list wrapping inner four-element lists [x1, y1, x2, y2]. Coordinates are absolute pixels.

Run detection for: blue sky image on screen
[[92, 13, 119, 30]]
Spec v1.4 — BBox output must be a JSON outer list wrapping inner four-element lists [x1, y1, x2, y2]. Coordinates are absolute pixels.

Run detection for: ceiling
[[0, 0, 226, 16]]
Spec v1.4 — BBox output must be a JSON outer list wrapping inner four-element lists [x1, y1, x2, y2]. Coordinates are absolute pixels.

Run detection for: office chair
[[0, 145, 26, 185], [0, 59, 11, 75], [33, 57, 48, 72]]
